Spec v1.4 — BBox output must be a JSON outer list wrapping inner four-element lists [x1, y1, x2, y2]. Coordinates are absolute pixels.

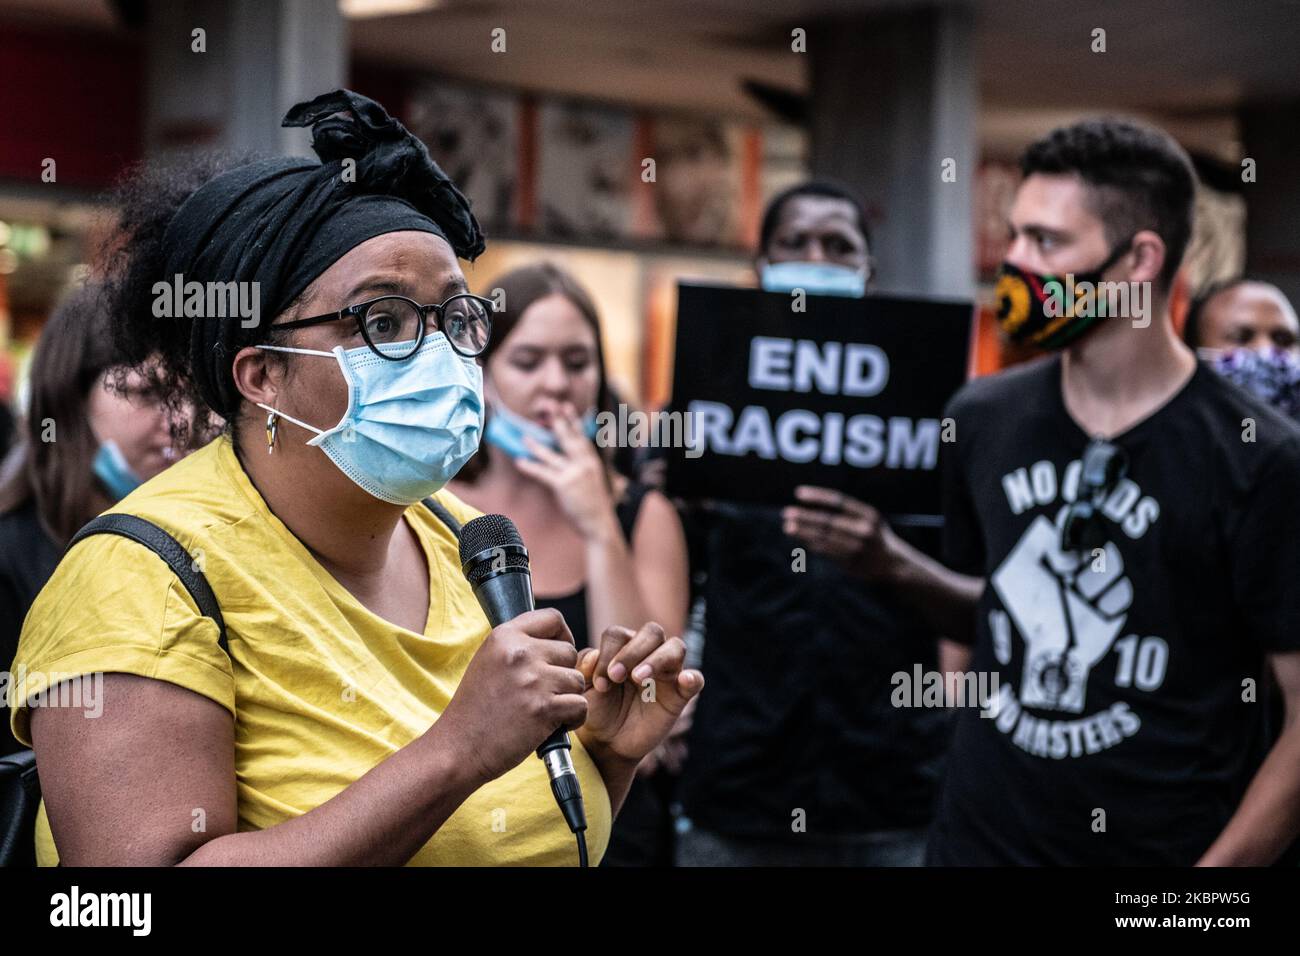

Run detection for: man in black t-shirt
[[916, 119, 1300, 864], [932, 354, 1300, 864], [675, 182, 951, 866]]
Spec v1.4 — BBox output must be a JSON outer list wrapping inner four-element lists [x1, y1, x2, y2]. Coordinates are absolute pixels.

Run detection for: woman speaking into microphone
[[8, 90, 701, 866]]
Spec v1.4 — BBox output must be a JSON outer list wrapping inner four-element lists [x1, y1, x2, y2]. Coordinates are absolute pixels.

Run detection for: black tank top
[[534, 481, 651, 649]]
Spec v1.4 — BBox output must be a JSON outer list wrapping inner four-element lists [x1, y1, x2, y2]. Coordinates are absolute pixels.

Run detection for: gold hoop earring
[[266, 410, 279, 454]]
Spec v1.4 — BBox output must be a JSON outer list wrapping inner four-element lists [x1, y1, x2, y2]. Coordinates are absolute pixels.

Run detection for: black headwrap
[[162, 89, 486, 419]]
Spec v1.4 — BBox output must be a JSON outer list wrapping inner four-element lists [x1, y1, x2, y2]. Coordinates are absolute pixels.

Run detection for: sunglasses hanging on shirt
[[1060, 439, 1129, 552]]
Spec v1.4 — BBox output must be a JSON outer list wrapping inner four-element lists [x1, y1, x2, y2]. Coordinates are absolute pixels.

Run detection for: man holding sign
[[671, 182, 973, 866]]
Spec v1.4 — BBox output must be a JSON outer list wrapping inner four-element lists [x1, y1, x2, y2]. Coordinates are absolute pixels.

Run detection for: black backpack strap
[[0, 749, 40, 867], [67, 514, 228, 654], [421, 496, 462, 537]]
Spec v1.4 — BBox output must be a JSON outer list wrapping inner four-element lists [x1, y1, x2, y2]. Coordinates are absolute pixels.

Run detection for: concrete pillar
[[145, 0, 347, 161], [808, 5, 977, 299], [1240, 101, 1300, 307]]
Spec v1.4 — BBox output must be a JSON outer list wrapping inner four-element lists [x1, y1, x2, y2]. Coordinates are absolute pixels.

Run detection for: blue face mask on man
[[483, 401, 599, 461], [257, 333, 484, 505], [92, 439, 144, 501], [760, 261, 867, 299]]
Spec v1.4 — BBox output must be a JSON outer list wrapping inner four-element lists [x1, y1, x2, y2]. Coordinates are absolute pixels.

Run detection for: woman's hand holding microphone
[[433, 608, 588, 786], [460, 400, 704, 806]]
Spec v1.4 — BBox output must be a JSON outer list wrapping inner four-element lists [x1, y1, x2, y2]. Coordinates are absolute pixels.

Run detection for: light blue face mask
[[760, 261, 867, 298], [257, 333, 484, 505], [483, 401, 599, 461], [92, 439, 143, 501]]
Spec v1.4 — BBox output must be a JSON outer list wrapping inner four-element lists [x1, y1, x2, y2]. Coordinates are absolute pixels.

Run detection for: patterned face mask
[[1202, 346, 1300, 419], [994, 238, 1134, 349]]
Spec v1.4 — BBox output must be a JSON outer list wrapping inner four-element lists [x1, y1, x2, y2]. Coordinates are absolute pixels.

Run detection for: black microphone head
[[459, 513, 530, 587]]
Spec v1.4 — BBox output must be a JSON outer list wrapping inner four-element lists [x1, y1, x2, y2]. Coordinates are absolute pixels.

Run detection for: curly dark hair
[[1020, 118, 1196, 291], [96, 152, 295, 449]]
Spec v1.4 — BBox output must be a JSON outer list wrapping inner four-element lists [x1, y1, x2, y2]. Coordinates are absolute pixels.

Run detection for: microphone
[[457, 514, 589, 859]]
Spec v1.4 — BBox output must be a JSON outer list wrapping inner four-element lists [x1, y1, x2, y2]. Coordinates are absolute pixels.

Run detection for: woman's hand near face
[[512, 402, 618, 543]]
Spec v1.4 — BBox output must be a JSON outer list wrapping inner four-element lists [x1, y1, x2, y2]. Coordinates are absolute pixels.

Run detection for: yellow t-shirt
[[9, 434, 610, 866]]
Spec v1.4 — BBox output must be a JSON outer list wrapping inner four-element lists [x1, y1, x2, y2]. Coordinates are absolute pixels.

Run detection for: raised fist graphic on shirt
[[991, 514, 1133, 714]]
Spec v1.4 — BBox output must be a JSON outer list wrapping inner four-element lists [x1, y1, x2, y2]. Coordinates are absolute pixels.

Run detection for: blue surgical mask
[[92, 439, 143, 501], [760, 261, 867, 298], [484, 401, 599, 461], [257, 333, 484, 505]]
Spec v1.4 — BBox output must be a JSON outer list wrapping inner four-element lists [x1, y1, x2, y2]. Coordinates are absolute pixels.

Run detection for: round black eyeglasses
[[270, 293, 494, 360]]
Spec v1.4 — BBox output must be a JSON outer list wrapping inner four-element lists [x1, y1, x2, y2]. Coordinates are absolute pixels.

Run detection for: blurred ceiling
[[3, 0, 1298, 149], [10, 0, 1300, 113], [0, 0, 1294, 316], [353, 0, 1300, 118]]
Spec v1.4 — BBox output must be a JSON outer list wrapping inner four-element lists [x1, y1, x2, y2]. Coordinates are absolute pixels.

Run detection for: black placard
[[664, 283, 973, 521]]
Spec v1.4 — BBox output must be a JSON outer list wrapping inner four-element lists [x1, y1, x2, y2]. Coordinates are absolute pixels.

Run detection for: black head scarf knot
[[282, 89, 485, 258], [163, 88, 486, 419]]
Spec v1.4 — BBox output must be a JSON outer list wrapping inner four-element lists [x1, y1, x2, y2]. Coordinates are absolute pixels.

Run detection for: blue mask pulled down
[[257, 333, 484, 505], [483, 402, 599, 461], [760, 261, 867, 299], [92, 440, 144, 501]]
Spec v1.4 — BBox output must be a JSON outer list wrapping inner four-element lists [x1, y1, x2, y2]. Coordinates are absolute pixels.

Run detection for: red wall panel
[[0, 21, 144, 188]]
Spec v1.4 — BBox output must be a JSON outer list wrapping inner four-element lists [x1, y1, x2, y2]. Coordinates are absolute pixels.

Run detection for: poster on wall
[[646, 117, 742, 246], [537, 101, 635, 240], [408, 82, 518, 233]]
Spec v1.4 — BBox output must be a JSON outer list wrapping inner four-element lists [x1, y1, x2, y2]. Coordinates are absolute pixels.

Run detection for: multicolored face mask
[[994, 239, 1133, 349], [1205, 347, 1300, 419]]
